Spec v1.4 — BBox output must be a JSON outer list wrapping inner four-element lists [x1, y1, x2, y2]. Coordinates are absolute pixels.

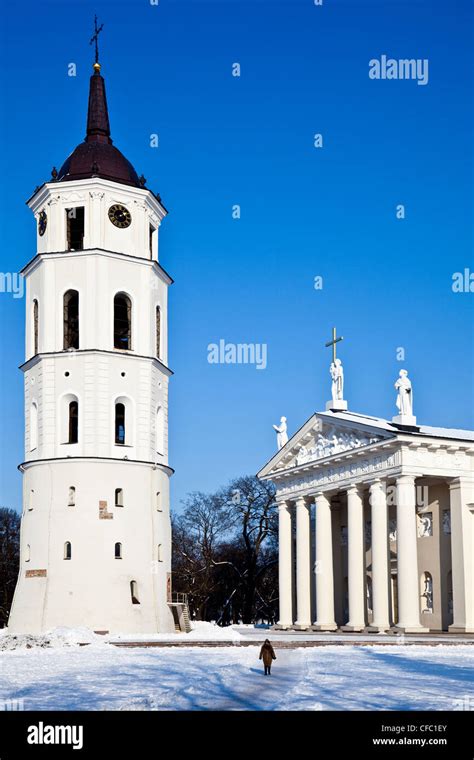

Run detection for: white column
[[294, 497, 311, 628], [313, 492, 337, 630], [396, 475, 428, 632], [343, 485, 365, 631], [449, 478, 474, 633], [277, 500, 293, 628], [368, 479, 390, 631]]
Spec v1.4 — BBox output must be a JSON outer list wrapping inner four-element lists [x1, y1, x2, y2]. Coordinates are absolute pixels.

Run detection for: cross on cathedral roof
[[325, 326, 344, 365]]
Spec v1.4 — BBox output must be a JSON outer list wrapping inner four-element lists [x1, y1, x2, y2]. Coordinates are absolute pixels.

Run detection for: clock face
[[38, 210, 47, 236], [108, 204, 132, 229]]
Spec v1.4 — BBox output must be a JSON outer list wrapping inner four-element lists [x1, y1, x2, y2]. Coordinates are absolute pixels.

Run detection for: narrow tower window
[[64, 541, 72, 560], [29, 489, 34, 511], [30, 402, 38, 451], [149, 224, 156, 258], [63, 290, 79, 349], [115, 542, 122, 559], [68, 486, 76, 507], [114, 293, 132, 350], [115, 488, 124, 507], [130, 580, 140, 604], [68, 400, 78, 444], [66, 207, 85, 251], [115, 403, 126, 445], [156, 306, 161, 359], [33, 299, 39, 355], [25, 544, 31, 562], [157, 544, 163, 562], [156, 491, 162, 512]]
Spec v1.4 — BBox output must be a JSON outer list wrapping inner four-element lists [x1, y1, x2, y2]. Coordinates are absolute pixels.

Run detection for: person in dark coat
[[259, 639, 276, 675]]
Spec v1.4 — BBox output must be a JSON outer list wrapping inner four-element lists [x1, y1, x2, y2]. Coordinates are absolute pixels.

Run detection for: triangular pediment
[[258, 411, 396, 479]]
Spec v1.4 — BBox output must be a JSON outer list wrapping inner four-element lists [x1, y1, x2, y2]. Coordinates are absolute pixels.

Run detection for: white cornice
[[20, 247, 173, 285], [20, 348, 173, 376], [18, 456, 175, 477], [27, 177, 167, 221]]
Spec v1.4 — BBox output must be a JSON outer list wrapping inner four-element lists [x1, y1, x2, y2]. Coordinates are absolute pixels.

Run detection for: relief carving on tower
[[60, 191, 86, 203]]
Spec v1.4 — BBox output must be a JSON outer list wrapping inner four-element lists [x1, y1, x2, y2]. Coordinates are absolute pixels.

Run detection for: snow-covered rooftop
[[321, 410, 474, 442]]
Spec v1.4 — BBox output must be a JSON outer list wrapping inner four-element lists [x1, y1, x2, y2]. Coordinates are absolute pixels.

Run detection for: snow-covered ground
[[111, 621, 245, 643], [0, 622, 243, 650], [0, 636, 472, 711], [2, 622, 471, 647]]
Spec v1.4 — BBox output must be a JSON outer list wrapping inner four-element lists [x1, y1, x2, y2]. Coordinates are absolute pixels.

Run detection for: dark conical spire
[[56, 53, 143, 189], [86, 63, 112, 144]]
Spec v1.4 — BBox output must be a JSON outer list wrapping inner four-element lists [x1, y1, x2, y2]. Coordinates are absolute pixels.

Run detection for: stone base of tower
[[8, 459, 176, 635], [8, 574, 176, 635]]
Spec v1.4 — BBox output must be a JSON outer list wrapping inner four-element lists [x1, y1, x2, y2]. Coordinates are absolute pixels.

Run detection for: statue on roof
[[395, 369, 413, 417], [325, 327, 348, 412], [273, 416, 288, 450], [330, 358, 344, 404]]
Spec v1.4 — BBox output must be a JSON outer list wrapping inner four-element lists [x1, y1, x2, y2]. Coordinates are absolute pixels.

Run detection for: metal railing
[[169, 592, 188, 605]]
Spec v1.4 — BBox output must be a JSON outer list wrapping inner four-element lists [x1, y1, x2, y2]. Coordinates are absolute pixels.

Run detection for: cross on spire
[[325, 326, 343, 364], [89, 14, 104, 65]]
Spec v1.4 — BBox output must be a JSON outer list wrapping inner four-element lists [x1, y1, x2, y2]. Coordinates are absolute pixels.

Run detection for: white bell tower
[[8, 57, 175, 634]]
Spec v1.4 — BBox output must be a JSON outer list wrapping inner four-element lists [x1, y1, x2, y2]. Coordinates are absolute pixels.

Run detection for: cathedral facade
[[259, 391, 474, 634]]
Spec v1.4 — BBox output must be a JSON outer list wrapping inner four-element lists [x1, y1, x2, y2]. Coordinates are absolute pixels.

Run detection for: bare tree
[[0, 508, 20, 628], [219, 476, 277, 624], [172, 492, 232, 620], [172, 477, 278, 625]]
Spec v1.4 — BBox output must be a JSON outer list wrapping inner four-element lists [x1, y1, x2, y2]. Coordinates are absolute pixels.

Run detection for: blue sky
[[0, 0, 473, 513]]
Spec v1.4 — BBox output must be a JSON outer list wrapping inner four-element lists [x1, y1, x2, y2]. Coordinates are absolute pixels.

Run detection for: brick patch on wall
[[25, 569, 47, 578], [99, 500, 113, 520]]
